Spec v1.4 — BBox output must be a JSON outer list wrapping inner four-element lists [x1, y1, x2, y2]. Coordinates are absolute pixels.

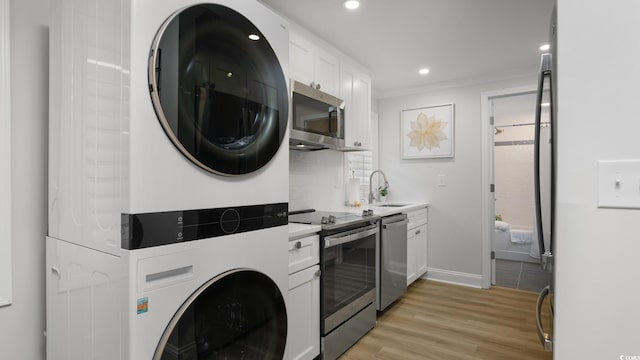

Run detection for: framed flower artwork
[[401, 103, 454, 159]]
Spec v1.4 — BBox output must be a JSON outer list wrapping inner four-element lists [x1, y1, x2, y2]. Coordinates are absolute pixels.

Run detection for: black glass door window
[[322, 235, 376, 321], [154, 270, 287, 360], [149, 4, 288, 175]]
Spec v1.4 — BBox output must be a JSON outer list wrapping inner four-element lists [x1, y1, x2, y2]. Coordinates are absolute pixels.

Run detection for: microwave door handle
[[325, 227, 378, 248]]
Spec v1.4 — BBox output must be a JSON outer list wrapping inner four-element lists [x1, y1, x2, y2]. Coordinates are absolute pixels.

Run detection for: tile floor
[[494, 259, 552, 292]]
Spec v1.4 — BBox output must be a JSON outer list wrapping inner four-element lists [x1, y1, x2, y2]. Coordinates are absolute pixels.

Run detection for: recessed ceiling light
[[539, 44, 550, 51], [419, 68, 430, 75], [248, 34, 260, 41], [344, 0, 360, 10]]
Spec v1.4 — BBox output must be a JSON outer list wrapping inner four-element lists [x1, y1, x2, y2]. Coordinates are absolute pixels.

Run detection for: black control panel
[[121, 203, 288, 250]]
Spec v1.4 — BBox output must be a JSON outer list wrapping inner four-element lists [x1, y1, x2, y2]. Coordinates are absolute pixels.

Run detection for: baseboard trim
[[424, 268, 484, 288]]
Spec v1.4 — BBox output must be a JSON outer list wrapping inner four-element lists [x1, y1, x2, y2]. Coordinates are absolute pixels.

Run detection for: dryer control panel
[[121, 203, 288, 249]]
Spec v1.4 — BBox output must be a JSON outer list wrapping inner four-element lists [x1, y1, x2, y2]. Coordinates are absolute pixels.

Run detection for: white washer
[[48, 0, 290, 255], [46, 226, 289, 359]]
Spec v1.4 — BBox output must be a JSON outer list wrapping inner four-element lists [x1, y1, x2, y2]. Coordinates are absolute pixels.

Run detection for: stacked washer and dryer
[[47, 1, 291, 359]]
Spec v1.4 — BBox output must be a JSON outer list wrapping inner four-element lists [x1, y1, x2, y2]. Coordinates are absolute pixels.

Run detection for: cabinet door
[[285, 265, 321, 360], [340, 66, 356, 148], [314, 47, 340, 96], [406, 230, 417, 286], [352, 75, 371, 150], [340, 64, 370, 150], [289, 32, 315, 87], [414, 224, 428, 277]]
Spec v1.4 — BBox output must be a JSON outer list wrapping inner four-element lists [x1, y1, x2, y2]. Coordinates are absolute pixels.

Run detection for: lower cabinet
[[407, 208, 428, 286], [285, 234, 320, 360], [285, 264, 320, 360]]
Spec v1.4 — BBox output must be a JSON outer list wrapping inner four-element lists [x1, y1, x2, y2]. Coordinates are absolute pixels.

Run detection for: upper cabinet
[[289, 31, 340, 97], [289, 29, 372, 151], [340, 63, 371, 150]]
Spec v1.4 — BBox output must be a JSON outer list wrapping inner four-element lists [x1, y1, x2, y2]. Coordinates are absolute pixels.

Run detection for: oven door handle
[[324, 226, 378, 249]]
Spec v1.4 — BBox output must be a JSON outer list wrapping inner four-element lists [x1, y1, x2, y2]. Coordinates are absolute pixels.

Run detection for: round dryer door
[[154, 270, 287, 360], [149, 4, 288, 175]]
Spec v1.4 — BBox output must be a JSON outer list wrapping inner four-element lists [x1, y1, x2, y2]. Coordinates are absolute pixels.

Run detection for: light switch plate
[[597, 160, 640, 209], [437, 174, 446, 187]]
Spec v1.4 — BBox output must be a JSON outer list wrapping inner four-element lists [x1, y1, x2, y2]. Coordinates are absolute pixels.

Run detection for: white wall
[[555, 0, 640, 357], [377, 76, 535, 285], [0, 0, 50, 359]]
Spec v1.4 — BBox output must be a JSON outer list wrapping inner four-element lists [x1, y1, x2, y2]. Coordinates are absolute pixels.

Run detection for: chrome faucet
[[368, 169, 389, 204]]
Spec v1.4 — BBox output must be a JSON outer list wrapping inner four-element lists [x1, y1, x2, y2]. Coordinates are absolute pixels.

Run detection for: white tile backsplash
[[289, 150, 345, 211]]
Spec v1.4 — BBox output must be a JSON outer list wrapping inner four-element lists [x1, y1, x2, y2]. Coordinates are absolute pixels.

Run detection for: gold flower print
[[406, 112, 448, 151]]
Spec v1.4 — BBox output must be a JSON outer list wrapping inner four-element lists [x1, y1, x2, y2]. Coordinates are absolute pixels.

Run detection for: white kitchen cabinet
[[285, 234, 320, 360], [340, 62, 371, 150], [289, 31, 340, 97], [406, 208, 428, 286]]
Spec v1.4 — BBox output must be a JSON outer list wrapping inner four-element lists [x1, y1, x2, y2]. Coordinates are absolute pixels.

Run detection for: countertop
[[288, 223, 322, 239], [287, 202, 428, 239]]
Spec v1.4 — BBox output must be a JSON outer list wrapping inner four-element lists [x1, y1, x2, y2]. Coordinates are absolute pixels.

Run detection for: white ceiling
[[259, 0, 555, 96]]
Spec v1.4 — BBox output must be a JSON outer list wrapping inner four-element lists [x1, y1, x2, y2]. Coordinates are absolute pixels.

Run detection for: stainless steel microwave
[[290, 80, 345, 150]]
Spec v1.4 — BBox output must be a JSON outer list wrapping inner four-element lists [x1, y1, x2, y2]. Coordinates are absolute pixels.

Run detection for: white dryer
[[46, 226, 289, 359], [48, 0, 290, 255]]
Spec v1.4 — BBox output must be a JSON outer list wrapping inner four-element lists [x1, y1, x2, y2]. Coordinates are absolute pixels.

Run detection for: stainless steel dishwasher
[[376, 213, 409, 311]]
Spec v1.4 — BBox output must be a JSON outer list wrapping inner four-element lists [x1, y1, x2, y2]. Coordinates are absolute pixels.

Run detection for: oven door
[[321, 223, 378, 334]]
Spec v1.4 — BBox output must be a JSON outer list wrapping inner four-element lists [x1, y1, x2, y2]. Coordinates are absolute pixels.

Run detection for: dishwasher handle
[[382, 219, 409, 229]]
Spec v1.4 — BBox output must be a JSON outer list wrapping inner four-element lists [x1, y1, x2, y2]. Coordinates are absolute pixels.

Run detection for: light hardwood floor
[[340, 280, 553, 360]]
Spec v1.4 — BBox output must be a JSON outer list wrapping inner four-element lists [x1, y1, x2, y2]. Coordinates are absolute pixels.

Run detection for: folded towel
[[510, 229, 532, 244], [495, 221, 511, 232]]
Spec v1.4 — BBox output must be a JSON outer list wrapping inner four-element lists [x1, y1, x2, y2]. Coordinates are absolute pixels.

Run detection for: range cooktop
[[288, 209, 379, 231]]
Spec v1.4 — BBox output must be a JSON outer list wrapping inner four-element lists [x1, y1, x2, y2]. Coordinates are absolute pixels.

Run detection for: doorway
[[491, 91, 553, 291], [481, 85, 551, 290]]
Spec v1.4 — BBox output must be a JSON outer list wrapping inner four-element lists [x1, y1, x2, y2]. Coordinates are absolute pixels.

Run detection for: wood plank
[[340, 279, 553, 359]]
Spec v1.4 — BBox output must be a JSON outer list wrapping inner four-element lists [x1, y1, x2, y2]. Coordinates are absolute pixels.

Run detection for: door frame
[[480, 85, 536, 289]]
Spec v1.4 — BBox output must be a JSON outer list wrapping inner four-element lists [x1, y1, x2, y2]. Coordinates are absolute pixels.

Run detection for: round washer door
[[149, 4, 288, 175], [154, 270, 287, 360]]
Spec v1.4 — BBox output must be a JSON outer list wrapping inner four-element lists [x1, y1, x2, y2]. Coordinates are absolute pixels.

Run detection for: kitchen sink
[[373, 204, 406, 207]]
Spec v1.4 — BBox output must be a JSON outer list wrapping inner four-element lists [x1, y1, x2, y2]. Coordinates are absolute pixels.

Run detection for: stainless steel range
[[289, 209, 379, 360]]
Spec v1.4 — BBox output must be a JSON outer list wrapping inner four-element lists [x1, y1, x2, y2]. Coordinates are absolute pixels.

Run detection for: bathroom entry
[[490, 91, 552, 292]]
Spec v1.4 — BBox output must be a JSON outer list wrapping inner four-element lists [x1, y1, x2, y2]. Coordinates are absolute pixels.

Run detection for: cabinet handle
[[295, 241, 302, 249], [315, 269, 322, 277], [415, 229, 421, 235]]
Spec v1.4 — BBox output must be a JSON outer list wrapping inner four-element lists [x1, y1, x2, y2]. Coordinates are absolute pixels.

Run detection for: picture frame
[[401, 103, 455, 159]]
